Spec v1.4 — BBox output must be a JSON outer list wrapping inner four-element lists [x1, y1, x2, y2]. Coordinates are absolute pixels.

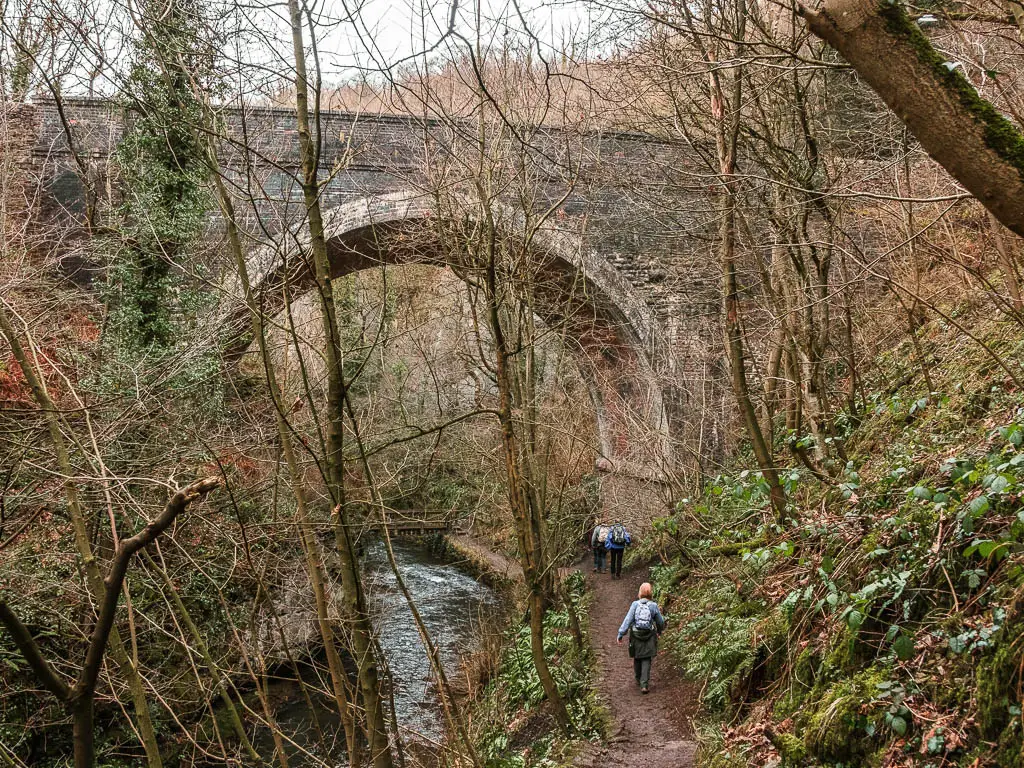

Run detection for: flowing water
[[255, 538, 500, 765]]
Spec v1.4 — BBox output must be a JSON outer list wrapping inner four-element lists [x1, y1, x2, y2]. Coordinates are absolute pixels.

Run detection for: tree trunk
[[711, 0, 788, 520], [722, 199, 788, 520], [344, 394, 481, 767], [988, 211, 1024, 314], [72, 697, 94, 768], [212, 158, 360, 768], [285, 3, 393, 763], [483, 257, 573, 733], [800, 0, 1024, 238]]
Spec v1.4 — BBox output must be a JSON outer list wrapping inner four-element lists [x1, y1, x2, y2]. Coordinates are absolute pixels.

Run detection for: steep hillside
[[642, 299, 1024, 767]]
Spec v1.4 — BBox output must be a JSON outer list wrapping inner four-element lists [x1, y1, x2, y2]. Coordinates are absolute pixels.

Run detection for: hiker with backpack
[[616, 582, 666, 694], [604, 520, 631, 578], [590, 522, 611, 573]]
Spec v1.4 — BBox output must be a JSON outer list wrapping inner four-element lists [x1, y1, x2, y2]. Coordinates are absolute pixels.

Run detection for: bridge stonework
[[12, 98, 727, 529]]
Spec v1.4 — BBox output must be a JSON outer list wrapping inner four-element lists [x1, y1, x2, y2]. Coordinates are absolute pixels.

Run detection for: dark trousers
[[593, 548, 607, 571], [634, 657, 652, 686], [609, 548, 623, 577]]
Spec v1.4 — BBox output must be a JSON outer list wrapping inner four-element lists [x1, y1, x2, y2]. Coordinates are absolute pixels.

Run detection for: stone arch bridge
[[12, 98, 725, 527]]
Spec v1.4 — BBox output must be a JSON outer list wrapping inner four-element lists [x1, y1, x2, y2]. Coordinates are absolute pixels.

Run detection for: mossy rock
[[807, 628, 868, 702], [774, 646, 820, 720], [995, 723, 1024, 768], [772, 731, 806, 768], [793, 646, 818, 687], [976, 605, 1024, 766], [730, 599, 768, 619], [859, 529, 887, 557], [797, 665, 887, 762]]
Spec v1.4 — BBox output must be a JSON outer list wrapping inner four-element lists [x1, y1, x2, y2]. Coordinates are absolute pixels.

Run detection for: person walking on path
[[604, 520, 631, 578], [590, 521, 611, 572], [616, 582, 666, 694]]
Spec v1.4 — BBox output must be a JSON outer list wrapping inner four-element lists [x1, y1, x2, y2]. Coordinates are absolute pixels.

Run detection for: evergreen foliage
[[106, 0, 212, 354]]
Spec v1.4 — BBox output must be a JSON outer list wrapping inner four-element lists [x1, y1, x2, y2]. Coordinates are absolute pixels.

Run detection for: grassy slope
[[643, 302, 1024, 767]]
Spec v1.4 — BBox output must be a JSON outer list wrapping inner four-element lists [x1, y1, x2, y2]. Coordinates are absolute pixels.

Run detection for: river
[[254, 538, 501, 765]]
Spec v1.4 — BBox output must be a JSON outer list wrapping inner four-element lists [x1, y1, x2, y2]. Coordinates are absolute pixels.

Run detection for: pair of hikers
[[590, 520, 631, 578], [617, 582, 666, 694]]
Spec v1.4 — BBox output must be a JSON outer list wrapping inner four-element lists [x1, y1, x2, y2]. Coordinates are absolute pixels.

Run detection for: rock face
[[15, 98, 729, 529]]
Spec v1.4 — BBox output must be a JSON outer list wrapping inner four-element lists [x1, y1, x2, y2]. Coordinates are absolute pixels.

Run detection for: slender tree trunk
[[285, 4, 392, 763], [211, 163, 361, 767], [343, 393, 480, 768], [838, 250, 861, 413], [722, 201, 787, 519], [72, 698, 94, 768], [143, 552, 260, 762], [482, 255, 572, 733], [709, 0, 787, 520], [988, 211, 1024, 315]]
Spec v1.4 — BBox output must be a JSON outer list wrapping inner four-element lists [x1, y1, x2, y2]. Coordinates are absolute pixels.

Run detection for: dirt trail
[[577, 566, 699, 767], [447, 535, 698, 764], [447, 534, 524, 581]]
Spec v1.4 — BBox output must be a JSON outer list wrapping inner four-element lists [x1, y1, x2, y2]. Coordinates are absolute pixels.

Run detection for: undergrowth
[[648, 309, 1024, 767], [469, 571, 604, 767]]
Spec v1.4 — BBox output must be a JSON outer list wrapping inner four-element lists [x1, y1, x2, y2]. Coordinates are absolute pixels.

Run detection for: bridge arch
[[239, 189, 672, 484]]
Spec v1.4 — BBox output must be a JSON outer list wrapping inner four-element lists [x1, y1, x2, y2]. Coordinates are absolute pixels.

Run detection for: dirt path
[[577, 566, 699, 767], [447, 534, 523, 581], [447, 535, 698, 763]]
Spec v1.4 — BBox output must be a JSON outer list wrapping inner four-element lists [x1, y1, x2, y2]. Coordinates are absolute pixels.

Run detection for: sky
[[257, 0, 615, 81], [3, 0, 622, 99]]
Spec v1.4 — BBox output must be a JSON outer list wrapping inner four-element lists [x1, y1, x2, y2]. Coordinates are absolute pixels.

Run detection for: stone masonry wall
[[20, 98, 728, 500]]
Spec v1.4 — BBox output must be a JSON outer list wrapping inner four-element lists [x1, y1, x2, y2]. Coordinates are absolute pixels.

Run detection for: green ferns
[[669, 577, 778, 711], [473, 572, 603, 767], [656, 326, 1024, 766]]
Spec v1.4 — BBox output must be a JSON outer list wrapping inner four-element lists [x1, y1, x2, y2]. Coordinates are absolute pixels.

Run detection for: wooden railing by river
[[372, 510, 452, 537]]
